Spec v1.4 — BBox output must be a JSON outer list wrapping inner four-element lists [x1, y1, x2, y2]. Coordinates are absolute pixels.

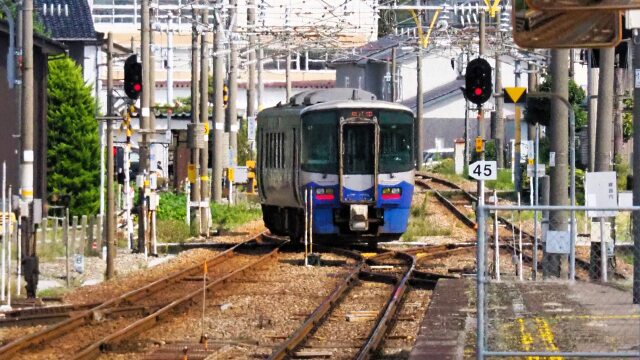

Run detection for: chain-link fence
[[476, 204, 640, 359]]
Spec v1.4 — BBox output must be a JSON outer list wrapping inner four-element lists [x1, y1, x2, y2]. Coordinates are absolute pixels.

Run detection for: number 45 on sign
[[468, 160, 497, 180]]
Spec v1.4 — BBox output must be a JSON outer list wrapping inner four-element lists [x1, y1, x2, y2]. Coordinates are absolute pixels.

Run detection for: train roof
[[301, 100, 413, 115], [259, 88, 413, 118]]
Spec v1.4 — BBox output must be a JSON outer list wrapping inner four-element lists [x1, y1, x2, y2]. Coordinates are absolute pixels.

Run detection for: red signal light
[[133, 83, 142, 92], [474, 88, 483, 96]]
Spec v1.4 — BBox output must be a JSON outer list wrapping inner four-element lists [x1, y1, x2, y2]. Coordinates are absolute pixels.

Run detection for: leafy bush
[[431, 158, 456, 175], [486, 169, 514, 191], [157, 191, 187, 221]]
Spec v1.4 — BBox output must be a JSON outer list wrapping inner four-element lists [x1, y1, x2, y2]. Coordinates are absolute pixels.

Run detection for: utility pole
[[595, 47, 614, 172], [138, 0, 150, 253], [200, 5, 209, 234], [587, 50, 599, 172], [391, 47, 397, 102], [614, 65, 625, 158], [190, 8, 201, 229], [594, 47, 615, 281], [258, 47, 264, 110], [632, 28, 640, 304], [20, 0, 37, 298], [514, 60, 522, 193], [149, 7, 156, 134], [227, 0, 238, 167], [166, 12, 174, 106], [527, 62, 538, 142], [285, 51, 292, 101], [212, 9, 224, 203], [545, 49, 569, 278], [416, 48, 424, 169], [247, 0, 257, 120], [494, 51, 504, 168], [106, 33, 115, 279]]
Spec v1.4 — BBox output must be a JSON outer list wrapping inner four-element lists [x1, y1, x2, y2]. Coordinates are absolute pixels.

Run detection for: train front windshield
[[301, 109, 414, 174], [379, 111, 414, 173]]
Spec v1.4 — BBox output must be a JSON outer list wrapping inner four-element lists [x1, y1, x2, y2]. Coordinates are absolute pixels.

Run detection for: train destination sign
[[527, 0, 640, 10], [513, 2, 622, 48]]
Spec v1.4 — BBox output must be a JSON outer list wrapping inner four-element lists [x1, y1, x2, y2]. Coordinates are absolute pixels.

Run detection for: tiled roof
[[35, 0, 96, 42]]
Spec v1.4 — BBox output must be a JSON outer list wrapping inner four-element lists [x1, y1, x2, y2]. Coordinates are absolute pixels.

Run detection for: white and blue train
[[256, 88, 415, 243]]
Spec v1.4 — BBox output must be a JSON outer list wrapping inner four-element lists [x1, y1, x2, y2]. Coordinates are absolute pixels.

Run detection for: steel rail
[[72, 239, 286, 360], [417, 173, 628, 280], [355, 251, 415, 360], [268, 253, 365, 360], [0, 232, 266, 358]]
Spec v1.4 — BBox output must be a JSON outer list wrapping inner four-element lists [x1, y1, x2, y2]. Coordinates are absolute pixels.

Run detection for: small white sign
[[468, 161, 497, 180], [23, 150, 34, 162], [636, 69, 640, 88], [215, 122, 224, 130], [74, 255, 84, 274], [549, 152, 555, 167], [545, 231, 570, 254], [527, 164, 545, 177], [141, 107, 150, 117], [619, 192, 633, 207], [585, 171, 618, 218], [248, 116, 257, 141]]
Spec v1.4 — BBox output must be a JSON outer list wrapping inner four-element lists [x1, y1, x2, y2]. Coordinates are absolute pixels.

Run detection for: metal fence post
[[64, 209, 69, 287], [477, 204, 486, 360]]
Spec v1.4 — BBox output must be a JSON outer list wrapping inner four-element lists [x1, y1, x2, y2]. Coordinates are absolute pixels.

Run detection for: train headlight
[[315, 187, 334, 201], [381, 187, 402, 200]]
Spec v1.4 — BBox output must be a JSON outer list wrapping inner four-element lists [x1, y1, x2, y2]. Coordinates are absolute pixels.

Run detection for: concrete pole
[[106, 33, 115, 279], [546, 49, 569, 278], [527, 62, 538, 141], [166, 12, 174, 105], [149, 7, 156, 133], [227, 0, 238, 167], [20, 0, 34, 205], [212, 16, 224, 203], [588, 51, 599, 172], [595, 47, 614, 172], [258, 47, 264, 110], [285, 50, 292, 101], [138, 0, 150, 253], [21, 0, 38, 297], [391, 47, 397, 102], [614, 67, 625, 159], [494, 52, 504, 168], [190, 9, 201, 229], [416, 49, 424, 170], [247, 0, 257, 118], [200, 6, 209, 234], [594, 47, 615, 281], [632, 30, 640, 304], [514, 60, 522, 193]]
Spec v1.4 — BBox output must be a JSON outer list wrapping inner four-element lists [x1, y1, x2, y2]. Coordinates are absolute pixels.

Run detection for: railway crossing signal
[[464, 58, 492, 106], [124, 55, 142, 100]]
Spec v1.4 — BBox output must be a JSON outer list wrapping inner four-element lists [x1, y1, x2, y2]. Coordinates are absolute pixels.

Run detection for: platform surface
[[410, 278, 640, 359]]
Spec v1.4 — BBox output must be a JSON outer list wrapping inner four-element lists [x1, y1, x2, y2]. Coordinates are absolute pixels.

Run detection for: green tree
[[525, 74, 587, 130], [623, 96, 633, 142], [47, 57, 99, 216]]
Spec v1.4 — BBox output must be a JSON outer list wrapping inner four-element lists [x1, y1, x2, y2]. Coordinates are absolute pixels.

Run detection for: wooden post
[[64, 210, 69, 286], [88, 216, 95, 254], [80, 215, 87, 256], [71, 216, 78, 255], [52, 217, 58, 243], [42, 217, 48, 245], [96, 214, 103, 252]]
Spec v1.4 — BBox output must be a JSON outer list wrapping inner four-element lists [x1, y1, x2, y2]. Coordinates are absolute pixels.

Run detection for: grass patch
[[157, 219, 191, 243], [403, 194, 452, 242], [211, 202, 262, 231], [486, 169, 514, 191], [37, 286, 69, 298], [37, 241, 67, 261], [429, 159, 467, 183]]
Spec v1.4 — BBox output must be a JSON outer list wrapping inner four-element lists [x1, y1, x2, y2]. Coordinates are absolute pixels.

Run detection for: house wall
[[0, 31, 49, 199]]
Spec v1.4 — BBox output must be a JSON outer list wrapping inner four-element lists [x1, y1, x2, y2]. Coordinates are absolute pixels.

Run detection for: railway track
[[416, 172, 627, 280], [0, 233, 286, 359], [268, 243, 462, 360]]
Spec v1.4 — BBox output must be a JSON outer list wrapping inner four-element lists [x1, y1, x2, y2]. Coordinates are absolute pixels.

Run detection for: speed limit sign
[[468, 161, 497, 180]]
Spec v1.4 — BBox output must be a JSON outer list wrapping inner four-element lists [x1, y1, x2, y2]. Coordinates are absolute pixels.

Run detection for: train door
[[339, 118, 379, 203]]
